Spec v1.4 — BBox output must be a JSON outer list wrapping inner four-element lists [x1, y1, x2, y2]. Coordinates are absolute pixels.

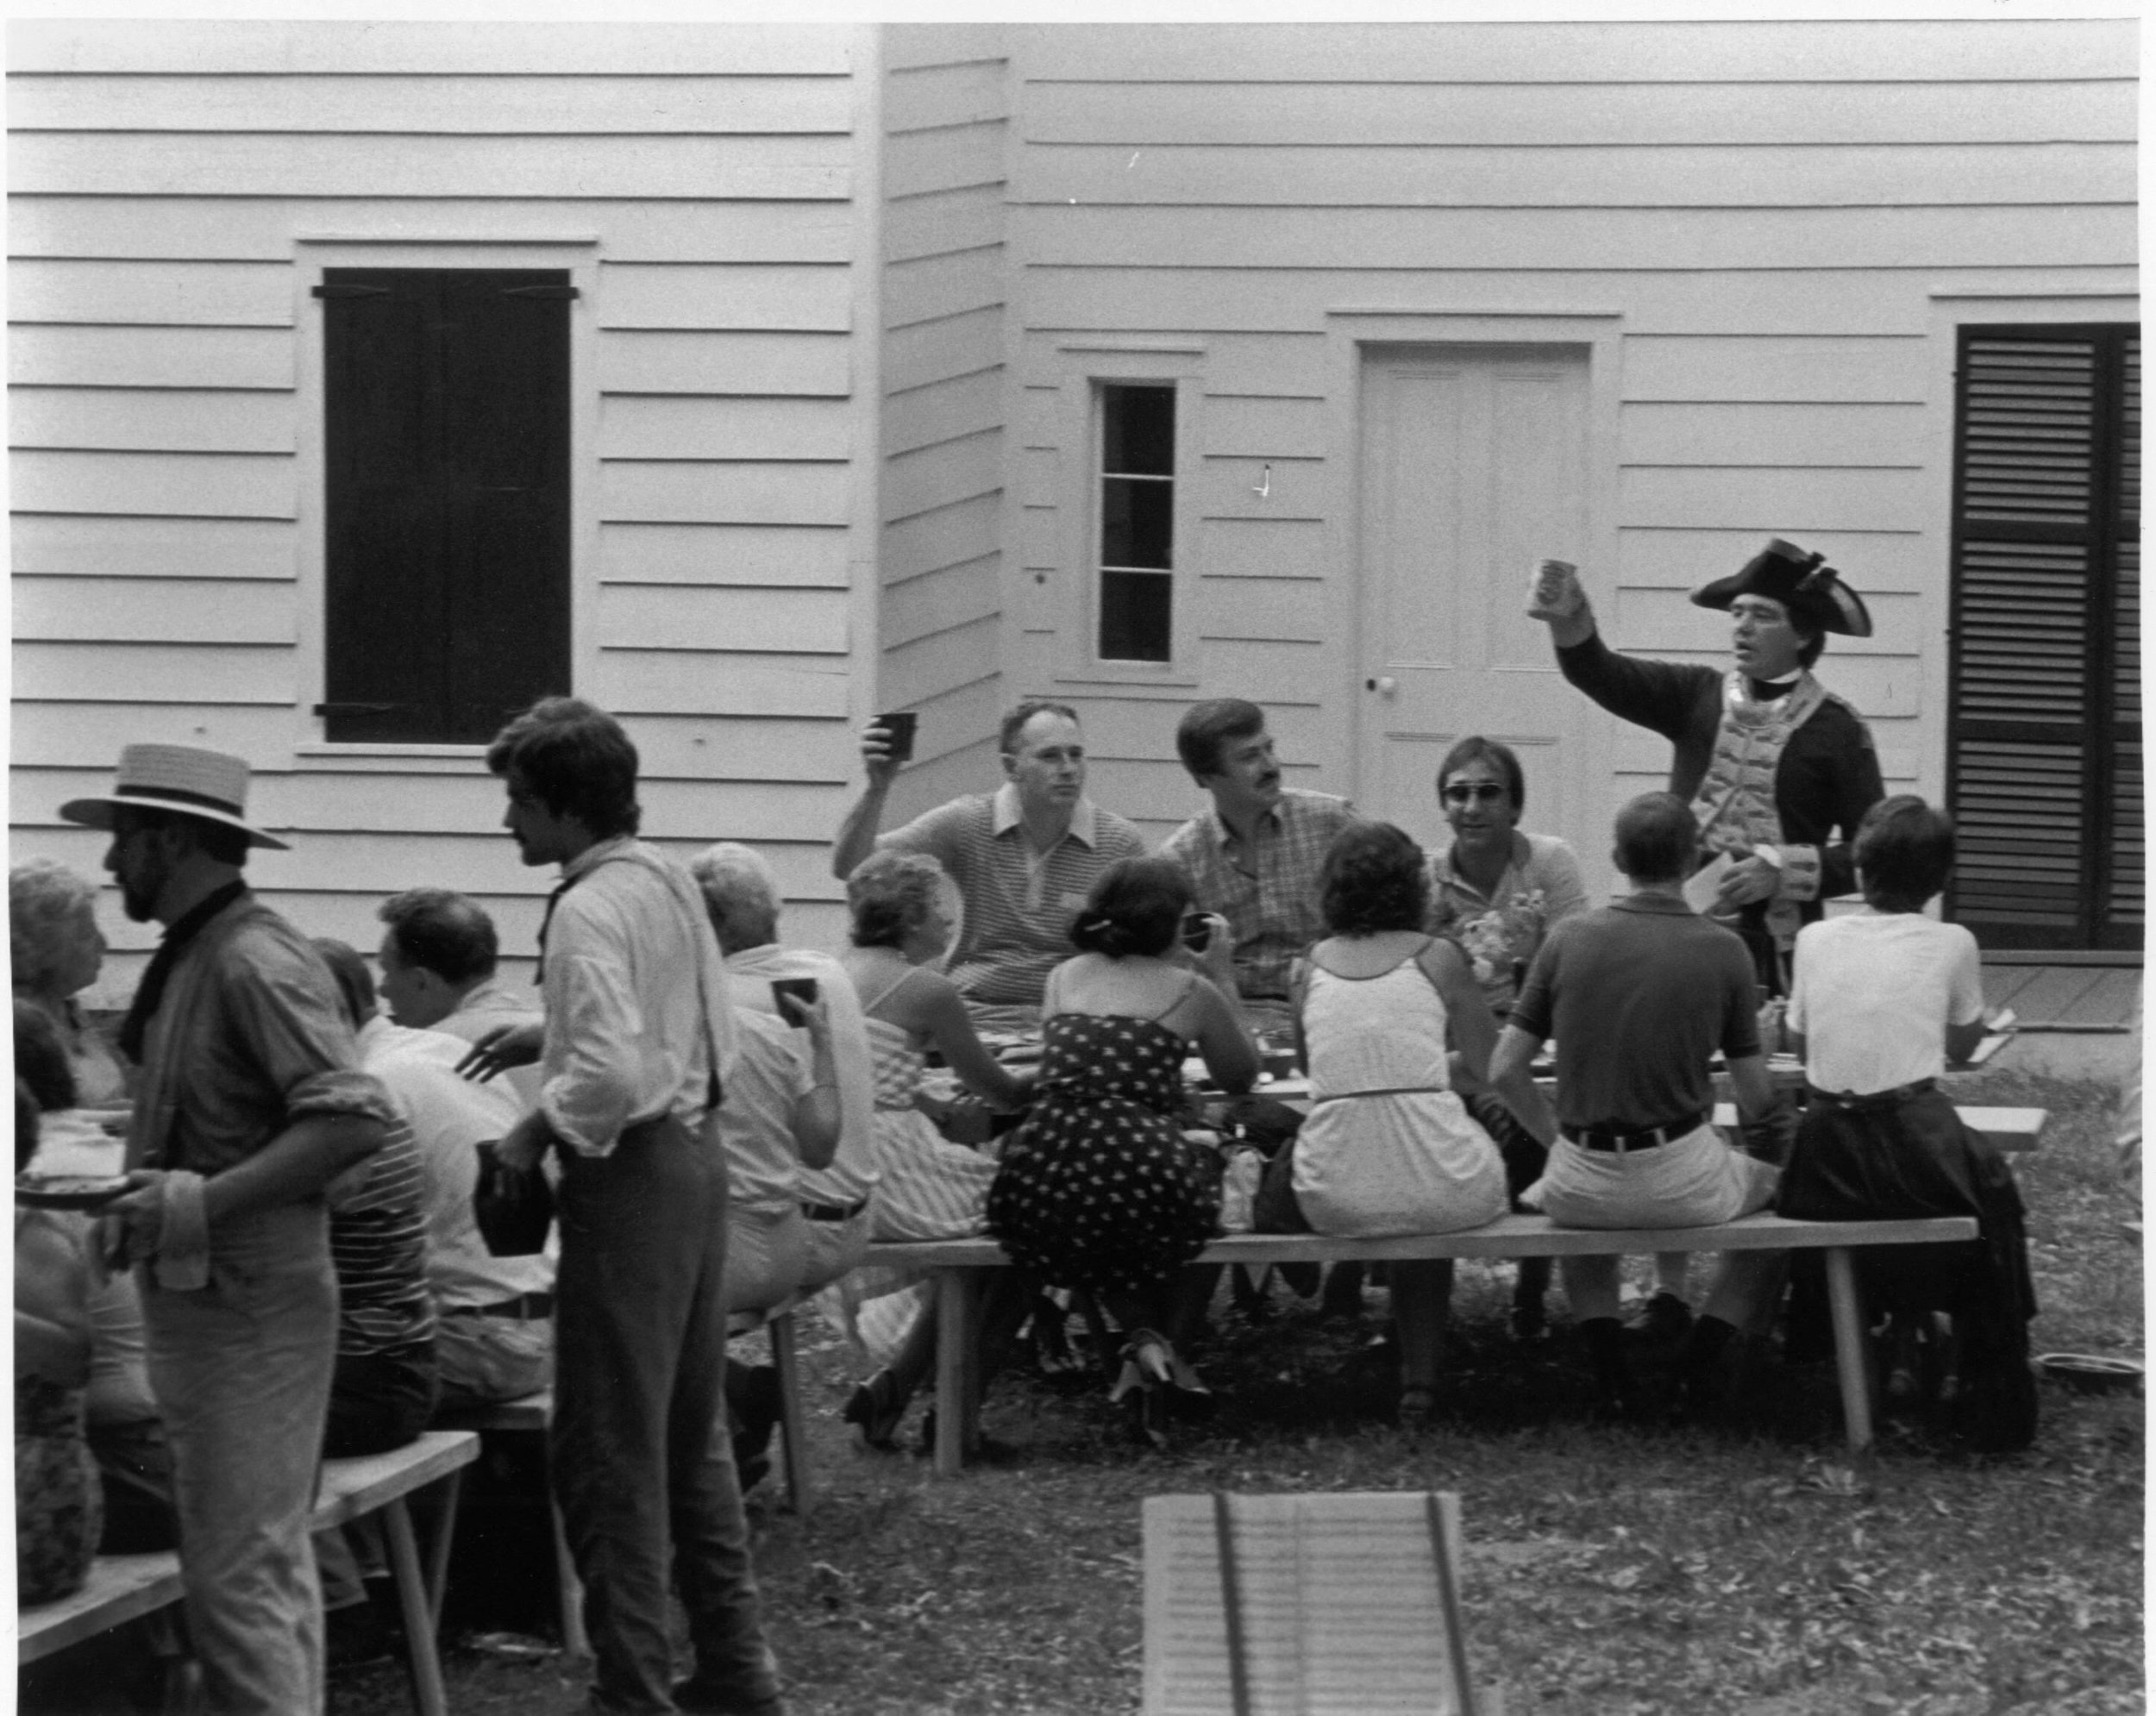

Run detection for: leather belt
[[1561, 1112, 1708, 1155], [1806, 1079, 1935, 1112], [801, 1198, 870, 1224], [447, 1290, 554, 1321]]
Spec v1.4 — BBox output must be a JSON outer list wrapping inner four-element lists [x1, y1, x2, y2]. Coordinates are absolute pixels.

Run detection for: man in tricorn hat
[[60, 743, 395, 1713], [1530, 541, 1884, 998], [1530, 543, 1883, 1335]]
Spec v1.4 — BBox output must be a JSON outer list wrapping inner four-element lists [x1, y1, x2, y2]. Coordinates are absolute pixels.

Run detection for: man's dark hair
[[1319, 822, 1431, 937], [1069, 856, 1193, 961], [1436, 735, 1526, 813], [1612, 792, 1699, 885], [14, 999, 78, 1115], [125, 805, 252, 867], [310, 937, 377, 1030], [1175, 698, 1266, 780], [997, 698, 1081, 757], [1854, 794, 1956, 913], [486, 697, 642, 839], [377, 888, 499, 986]]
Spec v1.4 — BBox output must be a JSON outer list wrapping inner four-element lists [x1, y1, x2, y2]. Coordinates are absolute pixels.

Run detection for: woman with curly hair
[[1268, 822, 1555, 1427], [10, 859, 128, 1107], [987, 856, 1257, 1445]]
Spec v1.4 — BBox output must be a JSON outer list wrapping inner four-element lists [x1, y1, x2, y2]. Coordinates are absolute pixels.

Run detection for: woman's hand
[[777, 987, 832, 1041], [457, 1022, 546, 1083]]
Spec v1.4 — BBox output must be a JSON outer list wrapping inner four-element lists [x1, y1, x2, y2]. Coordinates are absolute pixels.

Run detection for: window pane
[[1100, 569, 1173, 661], [1101, 475, 1173, 570], [1102, 384, 1175, 476]]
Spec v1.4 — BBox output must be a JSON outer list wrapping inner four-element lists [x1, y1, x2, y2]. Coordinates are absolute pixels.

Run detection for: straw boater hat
[[59, 743, 289, 851], [1689, 538, 1873, 639]]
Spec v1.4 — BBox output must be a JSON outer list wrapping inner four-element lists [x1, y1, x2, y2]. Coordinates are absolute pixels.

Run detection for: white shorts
[[1532, 1123, 1779, 1231]]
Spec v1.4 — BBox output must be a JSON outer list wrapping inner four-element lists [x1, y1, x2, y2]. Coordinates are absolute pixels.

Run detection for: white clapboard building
[[9, 16, 2138, 1002]]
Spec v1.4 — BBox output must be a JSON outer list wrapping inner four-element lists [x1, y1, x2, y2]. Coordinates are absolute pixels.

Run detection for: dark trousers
[[554, 1115, 778, 1716], [89, 1418, 179, 1554], [324, 1340, 439, 1460]]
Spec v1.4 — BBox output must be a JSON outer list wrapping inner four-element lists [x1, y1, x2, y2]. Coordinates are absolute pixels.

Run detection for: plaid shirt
[[1158, 788, 1357, 1002]]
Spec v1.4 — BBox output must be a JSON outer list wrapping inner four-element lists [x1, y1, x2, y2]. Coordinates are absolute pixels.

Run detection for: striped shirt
[[1158, 788, 1357, 1002], [327, 1113, 436, 1358], [878, 785, 1147, 1008]]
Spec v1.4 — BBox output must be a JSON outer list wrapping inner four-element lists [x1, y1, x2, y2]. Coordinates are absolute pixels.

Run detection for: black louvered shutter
[[1946, 326, 2141, 949], [321, 268, 573, 744]]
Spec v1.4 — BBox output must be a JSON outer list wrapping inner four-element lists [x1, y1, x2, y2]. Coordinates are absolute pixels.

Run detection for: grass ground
[[26, 1069, 2144, 1715]]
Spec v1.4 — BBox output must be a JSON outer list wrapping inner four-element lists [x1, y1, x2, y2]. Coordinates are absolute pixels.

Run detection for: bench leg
[[380, 1496, 450, 1716], [423, 1469, 463, 1638], [768, 1308, 812, 1519], [933, 1268, 972, 1477], [1823, 1247, 1875, 1454]]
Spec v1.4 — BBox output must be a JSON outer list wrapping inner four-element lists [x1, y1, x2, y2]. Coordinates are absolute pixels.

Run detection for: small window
[[318, 266, 573, 743], [1096, 383, 1175, 662]]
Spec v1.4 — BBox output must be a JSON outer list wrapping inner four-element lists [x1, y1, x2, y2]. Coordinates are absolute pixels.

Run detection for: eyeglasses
[[1442, 782, 1510, 806]]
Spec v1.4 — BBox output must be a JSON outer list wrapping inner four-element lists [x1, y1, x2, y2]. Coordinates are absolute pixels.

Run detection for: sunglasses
[[1441, 782, 1511, 805]]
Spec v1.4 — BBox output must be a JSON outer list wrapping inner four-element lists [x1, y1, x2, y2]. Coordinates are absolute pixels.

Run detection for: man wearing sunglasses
[[1530, 542, 1883, 1001]]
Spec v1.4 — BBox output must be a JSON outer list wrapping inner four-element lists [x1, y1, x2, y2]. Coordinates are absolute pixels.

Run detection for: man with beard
[[61, 744, 393, 1713]]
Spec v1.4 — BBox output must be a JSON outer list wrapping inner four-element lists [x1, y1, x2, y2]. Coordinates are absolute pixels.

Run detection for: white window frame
[[1049, 341, 1205, 687]]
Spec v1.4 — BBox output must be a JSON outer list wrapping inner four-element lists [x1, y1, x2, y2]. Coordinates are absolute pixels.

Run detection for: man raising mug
[[1529, 543, 1884, 1002]]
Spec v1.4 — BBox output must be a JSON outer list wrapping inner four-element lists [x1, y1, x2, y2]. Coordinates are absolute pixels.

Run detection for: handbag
[[473, 1141, 554, 1256]]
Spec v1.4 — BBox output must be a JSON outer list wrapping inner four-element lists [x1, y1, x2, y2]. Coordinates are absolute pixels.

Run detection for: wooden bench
[[436, 1294, 811, 1663], [866, 1212, 1981, 1474], [1708, 1103, 2047, 1153], [19, 1428, 479, 1716]]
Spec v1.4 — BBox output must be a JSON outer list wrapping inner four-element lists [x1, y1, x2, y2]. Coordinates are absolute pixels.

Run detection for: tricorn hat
[[1689, 539, 1872, 638], [59, 743, 289, 850]]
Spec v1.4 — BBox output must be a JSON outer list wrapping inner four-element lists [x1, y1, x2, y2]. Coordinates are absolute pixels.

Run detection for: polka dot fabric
[[987, 1013, 1220, 1298]]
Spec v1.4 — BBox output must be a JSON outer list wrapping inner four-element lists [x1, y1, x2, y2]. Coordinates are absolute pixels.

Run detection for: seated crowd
[[11, 680, 2035, 1711]]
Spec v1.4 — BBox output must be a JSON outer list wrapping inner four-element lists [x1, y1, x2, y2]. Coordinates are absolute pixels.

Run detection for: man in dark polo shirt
[[1490, 792, 1783, 1416]]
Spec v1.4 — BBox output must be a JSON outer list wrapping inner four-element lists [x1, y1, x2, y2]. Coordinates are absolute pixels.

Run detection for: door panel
[[1357, 346, 1594, 863]]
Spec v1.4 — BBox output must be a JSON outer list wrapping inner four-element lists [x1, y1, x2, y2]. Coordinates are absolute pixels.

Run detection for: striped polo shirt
[[879, 783, 1147, 1008], [327, 1113, 436, 1358]]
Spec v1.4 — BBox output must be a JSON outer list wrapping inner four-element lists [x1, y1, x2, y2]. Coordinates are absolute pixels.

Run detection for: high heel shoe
[[842, 1369, 906, 1450], [1110, 1329, 1173, 1400], [1112, 1330, 1175, 1450]]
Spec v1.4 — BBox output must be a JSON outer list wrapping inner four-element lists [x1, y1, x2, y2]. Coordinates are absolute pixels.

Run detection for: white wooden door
[[1355, 345, 1595, 859]]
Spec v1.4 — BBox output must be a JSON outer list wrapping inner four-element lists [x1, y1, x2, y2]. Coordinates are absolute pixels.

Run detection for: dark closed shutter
[[1946, 325, 2140, 949], [321, 268, 572, 744]]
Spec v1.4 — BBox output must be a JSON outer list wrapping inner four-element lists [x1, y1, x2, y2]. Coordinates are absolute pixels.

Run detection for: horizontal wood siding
[[1006, 17, 2136, 875], [877, 26, 1012, 825], [9, 21, 869, 1000]]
